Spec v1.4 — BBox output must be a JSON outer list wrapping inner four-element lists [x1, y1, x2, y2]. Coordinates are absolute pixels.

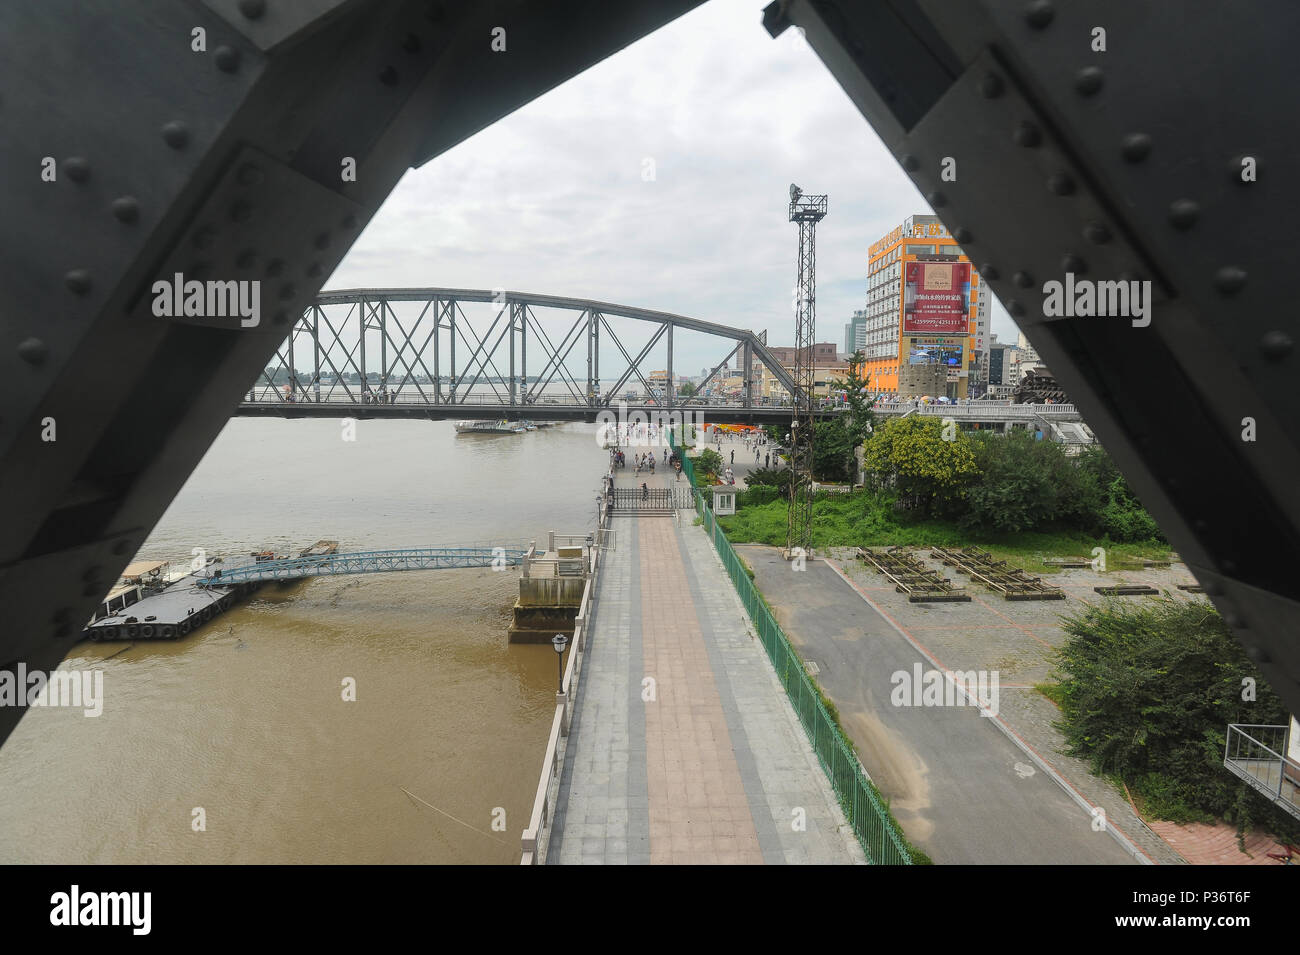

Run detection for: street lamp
[[551, 633, 568, 693]]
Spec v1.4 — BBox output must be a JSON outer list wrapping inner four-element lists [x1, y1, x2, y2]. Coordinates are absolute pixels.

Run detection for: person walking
[[765, 452, 770, 467], [730, 449, 735, 465]]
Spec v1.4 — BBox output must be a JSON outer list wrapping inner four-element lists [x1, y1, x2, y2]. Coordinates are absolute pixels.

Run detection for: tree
[[962, 429, 1083, 533], [862, 417, 978, 516], [677, 382, 697, 397], [811, 351, 876, 482]]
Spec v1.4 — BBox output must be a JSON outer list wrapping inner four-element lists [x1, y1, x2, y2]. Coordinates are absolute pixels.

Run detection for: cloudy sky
[[328, 0, 1020, 377]]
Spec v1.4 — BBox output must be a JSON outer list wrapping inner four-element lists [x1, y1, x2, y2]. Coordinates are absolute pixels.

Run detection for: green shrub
[[1053, 600, 1300, 841]]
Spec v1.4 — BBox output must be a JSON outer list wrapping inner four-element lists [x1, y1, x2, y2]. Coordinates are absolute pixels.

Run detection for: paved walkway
[[548, 470, 863, 864]]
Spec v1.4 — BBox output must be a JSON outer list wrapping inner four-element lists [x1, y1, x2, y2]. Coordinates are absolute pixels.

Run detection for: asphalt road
[[737, 545, 1136, 865]]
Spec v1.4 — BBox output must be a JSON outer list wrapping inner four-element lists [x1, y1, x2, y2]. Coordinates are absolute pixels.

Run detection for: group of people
[[361, 387, 396, 405]]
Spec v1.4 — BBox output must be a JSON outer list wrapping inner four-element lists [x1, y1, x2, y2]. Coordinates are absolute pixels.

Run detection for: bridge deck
[[548, 474, 862, 864]]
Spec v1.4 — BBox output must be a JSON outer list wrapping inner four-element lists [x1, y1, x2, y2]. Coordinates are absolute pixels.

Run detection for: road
[[736, 544, 1137, 865]]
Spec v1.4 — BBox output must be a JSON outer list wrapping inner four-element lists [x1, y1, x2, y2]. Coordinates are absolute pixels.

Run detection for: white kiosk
[[711, 484, 736, 516]]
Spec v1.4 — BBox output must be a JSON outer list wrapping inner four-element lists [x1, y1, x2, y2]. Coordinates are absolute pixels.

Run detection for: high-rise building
[[843, 309, 867, 357], [862, 214, 991, 398]]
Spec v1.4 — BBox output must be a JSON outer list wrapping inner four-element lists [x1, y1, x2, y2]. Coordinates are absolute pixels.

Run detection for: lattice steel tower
[[786, 184, 827, 557]]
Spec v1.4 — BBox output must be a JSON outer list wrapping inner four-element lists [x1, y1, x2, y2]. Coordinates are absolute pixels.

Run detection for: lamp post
[[551, 633, 568, 694]]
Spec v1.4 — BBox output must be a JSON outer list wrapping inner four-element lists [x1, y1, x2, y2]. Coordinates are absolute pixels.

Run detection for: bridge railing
[[673, 438, 912, 864], [876, 402, 1077, 417], [519, 518, 605, 865]]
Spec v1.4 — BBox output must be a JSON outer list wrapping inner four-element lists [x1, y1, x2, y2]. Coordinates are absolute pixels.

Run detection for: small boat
[[454, 419, 527, 434]]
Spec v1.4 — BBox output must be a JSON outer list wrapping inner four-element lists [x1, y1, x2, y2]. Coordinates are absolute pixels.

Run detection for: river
[[0, 417, 607, 864]]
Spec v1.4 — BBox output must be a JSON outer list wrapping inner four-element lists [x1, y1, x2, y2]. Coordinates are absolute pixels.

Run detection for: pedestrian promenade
[[548, 469, 863, 864]]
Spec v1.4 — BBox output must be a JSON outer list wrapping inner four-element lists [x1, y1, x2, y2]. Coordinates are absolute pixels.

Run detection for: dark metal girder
[[777, 0, 1300, 713], [0, 0, 704, 748]]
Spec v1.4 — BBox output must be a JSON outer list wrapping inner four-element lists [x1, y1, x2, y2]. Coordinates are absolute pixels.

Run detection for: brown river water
[[0, 418, 607, 863]]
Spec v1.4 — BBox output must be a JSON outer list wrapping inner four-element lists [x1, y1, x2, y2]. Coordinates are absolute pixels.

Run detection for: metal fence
[[673, 439, 912, 864], [1224, 723, 1300, 816]]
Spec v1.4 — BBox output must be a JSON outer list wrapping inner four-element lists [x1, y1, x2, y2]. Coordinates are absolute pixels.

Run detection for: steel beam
[[770, 0, 1300, 713]]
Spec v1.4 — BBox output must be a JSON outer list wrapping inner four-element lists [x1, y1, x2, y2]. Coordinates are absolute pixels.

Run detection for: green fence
[[673, 434, 912, 864]]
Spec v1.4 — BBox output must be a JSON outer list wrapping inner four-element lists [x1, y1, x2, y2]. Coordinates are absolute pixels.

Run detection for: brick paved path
[[549, 469, 862, 864]]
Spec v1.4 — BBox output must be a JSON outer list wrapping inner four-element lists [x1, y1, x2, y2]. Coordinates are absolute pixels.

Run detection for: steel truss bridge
[[2, 0, 1297, 746], [236, 288, 809, 425], [196, 546, 531, 586]]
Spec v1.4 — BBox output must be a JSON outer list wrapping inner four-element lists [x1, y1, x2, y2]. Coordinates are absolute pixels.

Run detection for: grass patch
[[719, 492, 1171, 563]]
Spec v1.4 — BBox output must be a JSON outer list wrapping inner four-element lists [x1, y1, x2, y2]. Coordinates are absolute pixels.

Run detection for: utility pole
[[786, 184, 827, 558]]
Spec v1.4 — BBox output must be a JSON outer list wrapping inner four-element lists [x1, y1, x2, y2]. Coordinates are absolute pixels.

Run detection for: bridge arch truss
[[243, 288, 803, 421]]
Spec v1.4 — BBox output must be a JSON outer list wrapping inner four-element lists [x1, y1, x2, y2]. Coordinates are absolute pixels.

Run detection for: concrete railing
[[519, 512, 607, 864]]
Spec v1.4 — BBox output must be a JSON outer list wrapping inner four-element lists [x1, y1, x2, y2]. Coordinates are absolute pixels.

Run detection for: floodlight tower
[[786, 184, 827, 558]]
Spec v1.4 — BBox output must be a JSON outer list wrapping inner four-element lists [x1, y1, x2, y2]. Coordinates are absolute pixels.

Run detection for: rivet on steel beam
[[1082, 221, 1111, 244], [1007, 300, 1025, 317], [64, 157, 91, 183], [18, 337, 48, 365], [1120, 133, 1151, 162], [341, 214, 358, 229], [64, 270, 91, 295], [403, 33, 422, 54], [193, 226, 216, 249], [926, 191, 946, 208], [273, 309, 289, 325], [1074, 66, 1103, 96], [237, 163, 265, 187], [1061, 253, 1086, 274], [50, 608, 69, 624], [238, 0, 267, 19], [1046, 172, 1074, 195], [1013, 271, 1033, 288], [953, 227, 972, 243], [899, 154, 920, 172], [379, 65, 399, 86], [266, 258, 285, 277], [1260, 331, 1293, 360], [82, 582, 100, 597], [214, 46, 241, 73], [1024, 0, 1054, 29], [229, 200, 252, 223], [979, 263, 999, 280], [161, 121, 190, 149], [979, 73, 1003, 98], [52, 624, 72, 639], [306, 262, 323, 277], [314, 232, 330, 250], [111, 196, 139, 223], [1167, 199, 1199, 230], [279, 283, 297, 300], [1012, 121, 1041, 148], [112, 540, 131, 555], [82, 565, 102, 583], [237, 250, 258, 270], [1214, 266, 1246, 295], [190, 261, 211, 280]]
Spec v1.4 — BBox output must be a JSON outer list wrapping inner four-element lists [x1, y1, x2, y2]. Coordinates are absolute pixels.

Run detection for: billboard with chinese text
[[903, 261, 970, 334]]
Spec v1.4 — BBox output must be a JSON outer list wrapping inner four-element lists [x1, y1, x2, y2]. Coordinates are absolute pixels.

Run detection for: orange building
[[862, 215, 990, 398]]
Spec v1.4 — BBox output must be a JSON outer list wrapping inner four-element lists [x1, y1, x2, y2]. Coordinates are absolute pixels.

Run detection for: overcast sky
[[328, 0, 1020, 376]]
